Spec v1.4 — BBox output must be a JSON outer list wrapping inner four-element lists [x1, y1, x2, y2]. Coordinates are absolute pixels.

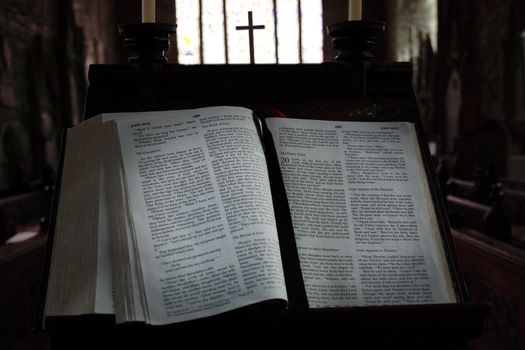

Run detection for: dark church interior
[[1, 0, 524, 349]]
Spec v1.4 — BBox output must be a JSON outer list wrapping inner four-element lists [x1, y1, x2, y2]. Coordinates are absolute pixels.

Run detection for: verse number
[[280, 157, 290, 164]]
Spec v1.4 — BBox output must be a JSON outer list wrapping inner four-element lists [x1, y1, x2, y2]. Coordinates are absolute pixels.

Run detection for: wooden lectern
[[38, 22, 488, 349]]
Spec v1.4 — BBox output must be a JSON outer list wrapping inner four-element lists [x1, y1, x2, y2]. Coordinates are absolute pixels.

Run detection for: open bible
[[43, 105, 458, 326]]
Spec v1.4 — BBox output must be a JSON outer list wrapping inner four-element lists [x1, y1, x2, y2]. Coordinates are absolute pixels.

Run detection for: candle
[[348, 0, 362, 21], [142, 0, 156, 23]]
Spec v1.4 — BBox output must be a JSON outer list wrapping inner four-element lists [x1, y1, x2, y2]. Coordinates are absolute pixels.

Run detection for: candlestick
[[348, 0, 362, 21], [118, 23, 176, 64], [327, 20, 385, 98], [142, 0, 156, 23]]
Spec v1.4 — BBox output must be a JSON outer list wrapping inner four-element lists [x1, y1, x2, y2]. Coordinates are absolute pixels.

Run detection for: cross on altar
[[236, 11, 265, 64]]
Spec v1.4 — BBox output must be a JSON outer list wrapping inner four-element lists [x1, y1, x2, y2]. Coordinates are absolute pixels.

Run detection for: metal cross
[[236, 11, 265, 64]]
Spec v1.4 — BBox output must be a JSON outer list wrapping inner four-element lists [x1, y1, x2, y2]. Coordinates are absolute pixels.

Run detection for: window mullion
[[223, 0, 229, 63], [273, 0, 279, 63], [298, 0, 302, 63], [198, 0, 203, 63], [173, 2, 179, 63]]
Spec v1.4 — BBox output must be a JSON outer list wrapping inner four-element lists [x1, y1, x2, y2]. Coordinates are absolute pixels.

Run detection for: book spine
[[261, 118, 309, 311]]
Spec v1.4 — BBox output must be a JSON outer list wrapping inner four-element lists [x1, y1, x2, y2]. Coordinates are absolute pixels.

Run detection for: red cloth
[[265, 108, 286, 118]]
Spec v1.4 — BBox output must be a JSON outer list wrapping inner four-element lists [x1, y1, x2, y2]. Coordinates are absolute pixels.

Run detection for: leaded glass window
[[175, 0, 323, 64]]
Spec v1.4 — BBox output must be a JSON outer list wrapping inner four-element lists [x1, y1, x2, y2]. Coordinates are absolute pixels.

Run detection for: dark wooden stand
[[40, 22, 488, 349], [44, 304, 487, 348]]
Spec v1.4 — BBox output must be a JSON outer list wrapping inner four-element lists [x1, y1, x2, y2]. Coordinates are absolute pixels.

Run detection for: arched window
[[175, 0, 323, 64]]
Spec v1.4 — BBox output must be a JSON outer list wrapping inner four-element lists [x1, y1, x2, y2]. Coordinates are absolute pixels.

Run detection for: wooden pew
[[446, 194, 511, 242], [0, 189, 52, 244], [452, 228, 525, 350], [447, 195, 491, 234], [0, 189, 53, 349], [500, 186, 525, 247], [448, 178, 525, 349], [447, 177, 477, 201]]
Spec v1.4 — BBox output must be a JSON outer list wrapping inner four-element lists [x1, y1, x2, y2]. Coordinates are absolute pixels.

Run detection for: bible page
[[266, 118, 456, 307], [101, 121, 147, 322], [113, 107, 287, 324]]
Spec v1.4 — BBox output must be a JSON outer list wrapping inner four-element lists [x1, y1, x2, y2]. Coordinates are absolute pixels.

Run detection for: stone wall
[[0, 0, 117, 194], [435, 0, 525, 178]]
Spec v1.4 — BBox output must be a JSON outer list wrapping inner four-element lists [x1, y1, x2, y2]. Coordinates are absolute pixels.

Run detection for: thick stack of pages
[[44, 106, 457, 326]]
